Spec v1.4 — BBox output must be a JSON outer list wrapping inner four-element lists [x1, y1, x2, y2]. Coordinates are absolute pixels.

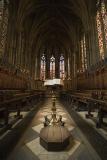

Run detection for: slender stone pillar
[[65, 55, 68, 79], [46, 55, 50, 79], [55, 55, 60, 78], [36, 55, 40, 79]]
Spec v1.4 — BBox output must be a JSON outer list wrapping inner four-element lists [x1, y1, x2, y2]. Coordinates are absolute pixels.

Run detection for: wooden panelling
[[77, 67, 107, 90], [0, 71, 28, 89]]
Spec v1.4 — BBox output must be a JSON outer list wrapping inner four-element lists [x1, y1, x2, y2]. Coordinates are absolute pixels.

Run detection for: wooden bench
[[0, 92, 43, 135], [63, 90, 107, 128]]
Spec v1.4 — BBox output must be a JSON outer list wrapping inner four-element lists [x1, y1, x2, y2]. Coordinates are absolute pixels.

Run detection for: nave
[[0, 0, 107, 159], [6, 98, 102, 160]]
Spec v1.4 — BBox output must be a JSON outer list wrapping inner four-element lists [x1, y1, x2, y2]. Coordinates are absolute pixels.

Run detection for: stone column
[[85, 33, 90, 69], [35, 56, 38, 79], [10, 26, 14, 65], [13, 31, 17, 66], [55, 55, 60, 78], [20, 32, 25, 68], [46, 55, 50, 79], [16, 32, 22, 66], [65, 55, 68, 79], [36, 55, 40, 79], [69, 53, 73, 79]]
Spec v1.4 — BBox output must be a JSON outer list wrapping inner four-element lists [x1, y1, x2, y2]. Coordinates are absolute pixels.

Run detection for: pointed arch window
[[101, 1, 107, 49], [50, 55, 55, 79], [68, 57, 70, 79], [81, 40, 85, 72], [83, 35, 87, 69], [60, 55, 65, 80], [0, 0, 9, 58], [80, 35, 87, 72], [40, 54, 46, 80], [0, 0, 4, 26], [96, 10, 104, 59]]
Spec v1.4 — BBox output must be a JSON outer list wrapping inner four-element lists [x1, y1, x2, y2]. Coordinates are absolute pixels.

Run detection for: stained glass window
[[40, 54, 46, 80], [60, 55, 65, 80], [101, 0, 107, 49], [81, 40, 85, 72], [80, 35, 87, 72], [68, 57, 70, 79], [50, 55, 55, 79], [0, 1, 9, 58], [0, 5, 3, 26], [83, 35, 87, 69], [96, 0, 100, 6], [96, 10, 104, 59]]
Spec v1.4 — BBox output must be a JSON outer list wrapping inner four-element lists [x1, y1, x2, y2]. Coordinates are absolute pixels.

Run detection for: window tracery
[[50, 55, 55, 79], [101, 1, 107, 49], [40, 54, 46, 80], [96, 10, 104, 59], [80, 35, 87, 72], [0, 1, 9, 58], [81, 40, 85, 72], [60, 55, 65, 80], [83, 35, 87, 69]]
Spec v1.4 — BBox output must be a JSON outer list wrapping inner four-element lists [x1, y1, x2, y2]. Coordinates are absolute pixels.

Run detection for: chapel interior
[[0, 0, 107, 160]]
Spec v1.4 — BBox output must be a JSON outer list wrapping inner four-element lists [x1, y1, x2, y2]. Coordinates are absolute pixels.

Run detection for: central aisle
[[7, 98, 101, 160]]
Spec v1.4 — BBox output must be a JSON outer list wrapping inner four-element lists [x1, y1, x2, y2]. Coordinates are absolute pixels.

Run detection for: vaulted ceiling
[[9, 0, 97, 58]]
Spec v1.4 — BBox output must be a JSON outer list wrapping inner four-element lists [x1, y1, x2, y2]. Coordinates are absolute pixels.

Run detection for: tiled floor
[[78, 111, 107, 140], [7, 98, 101, 160]]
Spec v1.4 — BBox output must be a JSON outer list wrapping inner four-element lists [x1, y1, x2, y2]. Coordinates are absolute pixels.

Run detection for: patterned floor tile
[[26, 137, 80, 160]]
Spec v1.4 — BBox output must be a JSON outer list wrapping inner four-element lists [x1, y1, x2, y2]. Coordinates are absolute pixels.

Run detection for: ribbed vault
[[7, 0, 97, 78], [14, 0, 96, 54]]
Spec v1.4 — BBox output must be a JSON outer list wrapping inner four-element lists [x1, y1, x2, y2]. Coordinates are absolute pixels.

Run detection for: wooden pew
[[0, 92, 43, 135], [62, 90, 107, 128]]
